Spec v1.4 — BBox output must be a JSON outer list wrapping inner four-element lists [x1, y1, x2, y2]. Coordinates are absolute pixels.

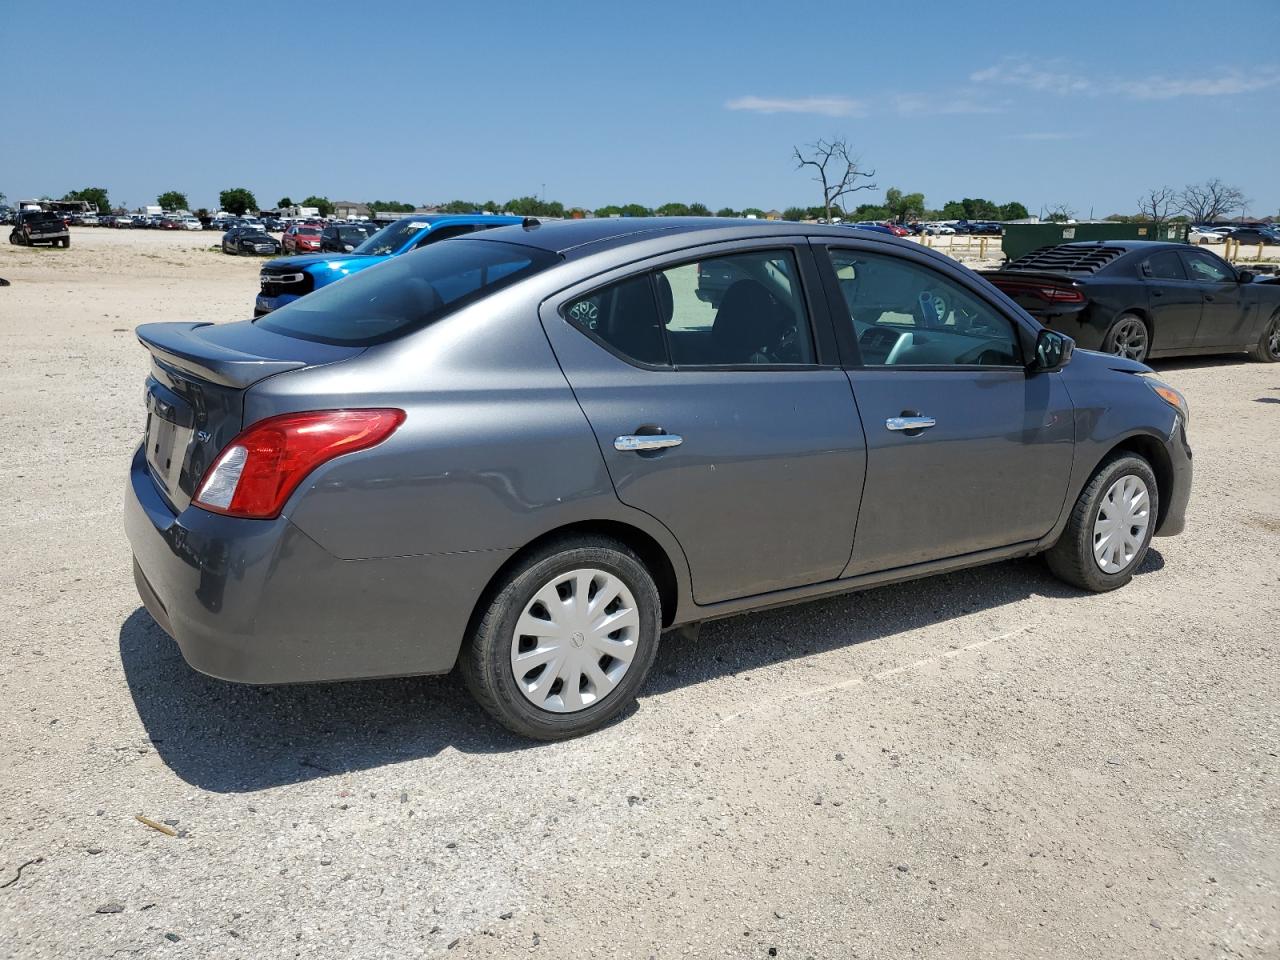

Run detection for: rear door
[[541, 239, 865, 605], [815, 242, 1075, 575], [1181, 248, 1249, 347], [1140, 249, 1202, 350]]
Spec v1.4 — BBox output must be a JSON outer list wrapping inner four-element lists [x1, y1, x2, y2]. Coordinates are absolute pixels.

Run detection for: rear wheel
[[1046, 453, 1158, 592], [1102, 314, 1150, 362], [1249, 312, 1280, 362], [461, 536, 661, 740]]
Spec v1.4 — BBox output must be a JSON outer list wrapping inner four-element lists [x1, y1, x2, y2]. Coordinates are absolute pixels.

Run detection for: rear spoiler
[[136, 322, 307, 389]]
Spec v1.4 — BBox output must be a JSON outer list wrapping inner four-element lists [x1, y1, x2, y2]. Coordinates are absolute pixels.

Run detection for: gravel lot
[[1, 229, 1277, 959]]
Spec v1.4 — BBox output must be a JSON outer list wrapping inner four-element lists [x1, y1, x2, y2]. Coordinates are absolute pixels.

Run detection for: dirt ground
[[0, 228, 1277, 959]]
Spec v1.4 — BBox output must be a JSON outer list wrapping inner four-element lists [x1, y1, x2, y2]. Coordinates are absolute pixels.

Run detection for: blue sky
[[6, 1, 1278, 217]]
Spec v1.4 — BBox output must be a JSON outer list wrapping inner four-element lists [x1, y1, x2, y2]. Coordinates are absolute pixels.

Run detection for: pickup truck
[[10, 211, 71, 248]]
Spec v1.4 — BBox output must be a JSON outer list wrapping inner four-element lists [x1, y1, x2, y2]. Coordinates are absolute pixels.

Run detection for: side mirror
[[344, 244, 354, 252], [1237, 269, 1255, 284], [1031, 328, 1073, 372]]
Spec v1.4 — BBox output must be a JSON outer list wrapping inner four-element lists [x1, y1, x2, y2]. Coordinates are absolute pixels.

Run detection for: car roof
[[466, 216, 916, 257]]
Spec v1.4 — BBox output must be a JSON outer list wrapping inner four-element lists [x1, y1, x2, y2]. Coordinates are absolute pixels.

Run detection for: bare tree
[[1041, 202, 1076, 223], [1178, 179, 1248, 224], [1137, 186, 1177, 224], [793, 138, 876, 221]]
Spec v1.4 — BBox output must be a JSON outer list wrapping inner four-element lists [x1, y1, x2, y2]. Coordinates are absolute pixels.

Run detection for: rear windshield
[[255, 238, 558, 345]]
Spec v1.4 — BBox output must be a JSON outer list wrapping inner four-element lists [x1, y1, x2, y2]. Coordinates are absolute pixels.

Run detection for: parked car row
[[253, 214, 521, 311], [127, 217, 1197, 739]]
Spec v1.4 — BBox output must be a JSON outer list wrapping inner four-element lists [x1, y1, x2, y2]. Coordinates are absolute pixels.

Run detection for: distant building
[[332, 201, 371, 219]]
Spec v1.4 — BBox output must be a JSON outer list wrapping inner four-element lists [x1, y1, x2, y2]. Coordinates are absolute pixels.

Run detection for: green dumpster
[[1001, 222, 1188, 262]]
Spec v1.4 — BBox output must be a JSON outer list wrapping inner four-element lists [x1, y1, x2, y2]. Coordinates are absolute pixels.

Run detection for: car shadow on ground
[[121, 550, 1163, 793], [1146, 355, 1252, 374]]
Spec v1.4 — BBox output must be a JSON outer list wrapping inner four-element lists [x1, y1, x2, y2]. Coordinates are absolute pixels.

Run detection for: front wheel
[[1249, 313, 1280, 362], [461, 536, 662, 740], [1102, 313, 1150, 362], [1046, 453, 1158, 592]]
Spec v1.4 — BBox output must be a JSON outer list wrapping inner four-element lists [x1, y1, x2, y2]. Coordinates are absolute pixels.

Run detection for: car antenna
[[522, 217, 540, 229]]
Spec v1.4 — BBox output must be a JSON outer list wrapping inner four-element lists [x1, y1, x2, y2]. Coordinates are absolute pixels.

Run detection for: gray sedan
[[125, 219, 1192, 739]]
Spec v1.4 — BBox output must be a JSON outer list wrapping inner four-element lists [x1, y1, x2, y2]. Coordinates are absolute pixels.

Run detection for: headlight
[[1142, 376, 1189, 425]]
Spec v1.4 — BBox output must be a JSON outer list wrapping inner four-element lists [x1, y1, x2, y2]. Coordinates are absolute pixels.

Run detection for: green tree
[[742, 207, 765, 217], [278, 196, 293, 209], [656, 202, 691, 217], [441, 200, 480, 213], [594, 203, 653, 218], [998, 201, 1029, 221], [482, 200, 500, 214], [302, 195, 334, 217], [195, 208, 210, 219], [62, 186, 111, 214], [369, 201, 416, 213], [688, 202, 711, 216], [884, 187, 926, 223], [219, 187, 258, 216], [715, 207, 739, 218], [940, 200, 967, 220], [782, 206, 808, 221], [156, 191, 189, 211]]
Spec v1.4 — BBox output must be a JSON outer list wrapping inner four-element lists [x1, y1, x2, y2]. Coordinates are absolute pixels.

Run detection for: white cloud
[[971, 58, 1280, 100], [725, 95, 867, 117]]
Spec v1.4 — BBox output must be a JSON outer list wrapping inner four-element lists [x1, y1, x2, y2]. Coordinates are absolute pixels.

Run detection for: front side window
[[256, 239, 559, 346], [562, 249, 816, 368], [827, 249, 1021, 367], [1182, 250, 1233, 283]]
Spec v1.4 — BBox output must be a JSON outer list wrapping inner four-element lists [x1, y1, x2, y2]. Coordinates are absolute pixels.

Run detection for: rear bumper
[[124, 445, 506, 683], [1155, 419, 1192, 537]]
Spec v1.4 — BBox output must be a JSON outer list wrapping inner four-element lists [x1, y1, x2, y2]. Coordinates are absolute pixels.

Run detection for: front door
[[817, 244, 1076, 575], [541, 242, 866, 604]]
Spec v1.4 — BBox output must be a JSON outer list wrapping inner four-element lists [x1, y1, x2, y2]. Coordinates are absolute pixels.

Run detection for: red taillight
[[993, 280, 1085, 304], [193, 409, 405, 519]]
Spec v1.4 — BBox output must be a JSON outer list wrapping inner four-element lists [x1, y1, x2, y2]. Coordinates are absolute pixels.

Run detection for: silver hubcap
[[1109, 318, 1148, 361], [1092, 475, 1151, 574], [510, 568, 640, 713], [1266, 318, 1280, 359]]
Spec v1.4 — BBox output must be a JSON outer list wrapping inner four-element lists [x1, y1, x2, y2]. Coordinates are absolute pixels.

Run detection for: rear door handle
[[885, 416, 936, 432], [615, 434, 683, 452]]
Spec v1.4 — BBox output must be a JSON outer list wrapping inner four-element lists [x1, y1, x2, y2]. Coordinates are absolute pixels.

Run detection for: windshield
[[338, 226, 372, 242], [354, 219, 433, 256], [255, 238, 559, 346]]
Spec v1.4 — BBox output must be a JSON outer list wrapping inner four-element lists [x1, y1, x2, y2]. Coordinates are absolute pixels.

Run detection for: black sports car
[[222, 227, 281, 256], [983, 241, 1280, 362]]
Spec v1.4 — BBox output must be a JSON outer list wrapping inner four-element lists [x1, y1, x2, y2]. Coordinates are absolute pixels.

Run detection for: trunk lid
[[136, 321, 363, 511]]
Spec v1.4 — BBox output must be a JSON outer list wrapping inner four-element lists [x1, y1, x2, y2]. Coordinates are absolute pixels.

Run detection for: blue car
[[254, 214, 523, 315]]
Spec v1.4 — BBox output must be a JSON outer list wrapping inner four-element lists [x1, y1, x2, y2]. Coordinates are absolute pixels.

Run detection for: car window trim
[[811, 238, 1033, 370], [550, 237, 842, 372]]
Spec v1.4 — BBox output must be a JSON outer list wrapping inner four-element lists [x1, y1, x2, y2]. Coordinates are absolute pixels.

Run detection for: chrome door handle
[[614, 434, 683, 452], [885, 416, 936, 432]]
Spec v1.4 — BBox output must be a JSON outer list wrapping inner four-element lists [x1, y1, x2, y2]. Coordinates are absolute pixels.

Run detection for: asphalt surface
[[0, 230, 1276, 959]]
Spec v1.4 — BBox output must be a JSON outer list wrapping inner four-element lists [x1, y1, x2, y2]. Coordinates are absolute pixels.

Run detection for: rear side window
[[256, 239, 559, 345], [1144, 251, 1186, 280], [562, 249, 815, 368]]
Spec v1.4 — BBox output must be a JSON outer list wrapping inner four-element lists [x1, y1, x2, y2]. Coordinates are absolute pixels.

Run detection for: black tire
[[1046, 453, 1159, 592], [60, 237, 70, 249], [461, 536, 662, 740], [1248, 312, 1280, 362], [1102, 313, 1150, 362]]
